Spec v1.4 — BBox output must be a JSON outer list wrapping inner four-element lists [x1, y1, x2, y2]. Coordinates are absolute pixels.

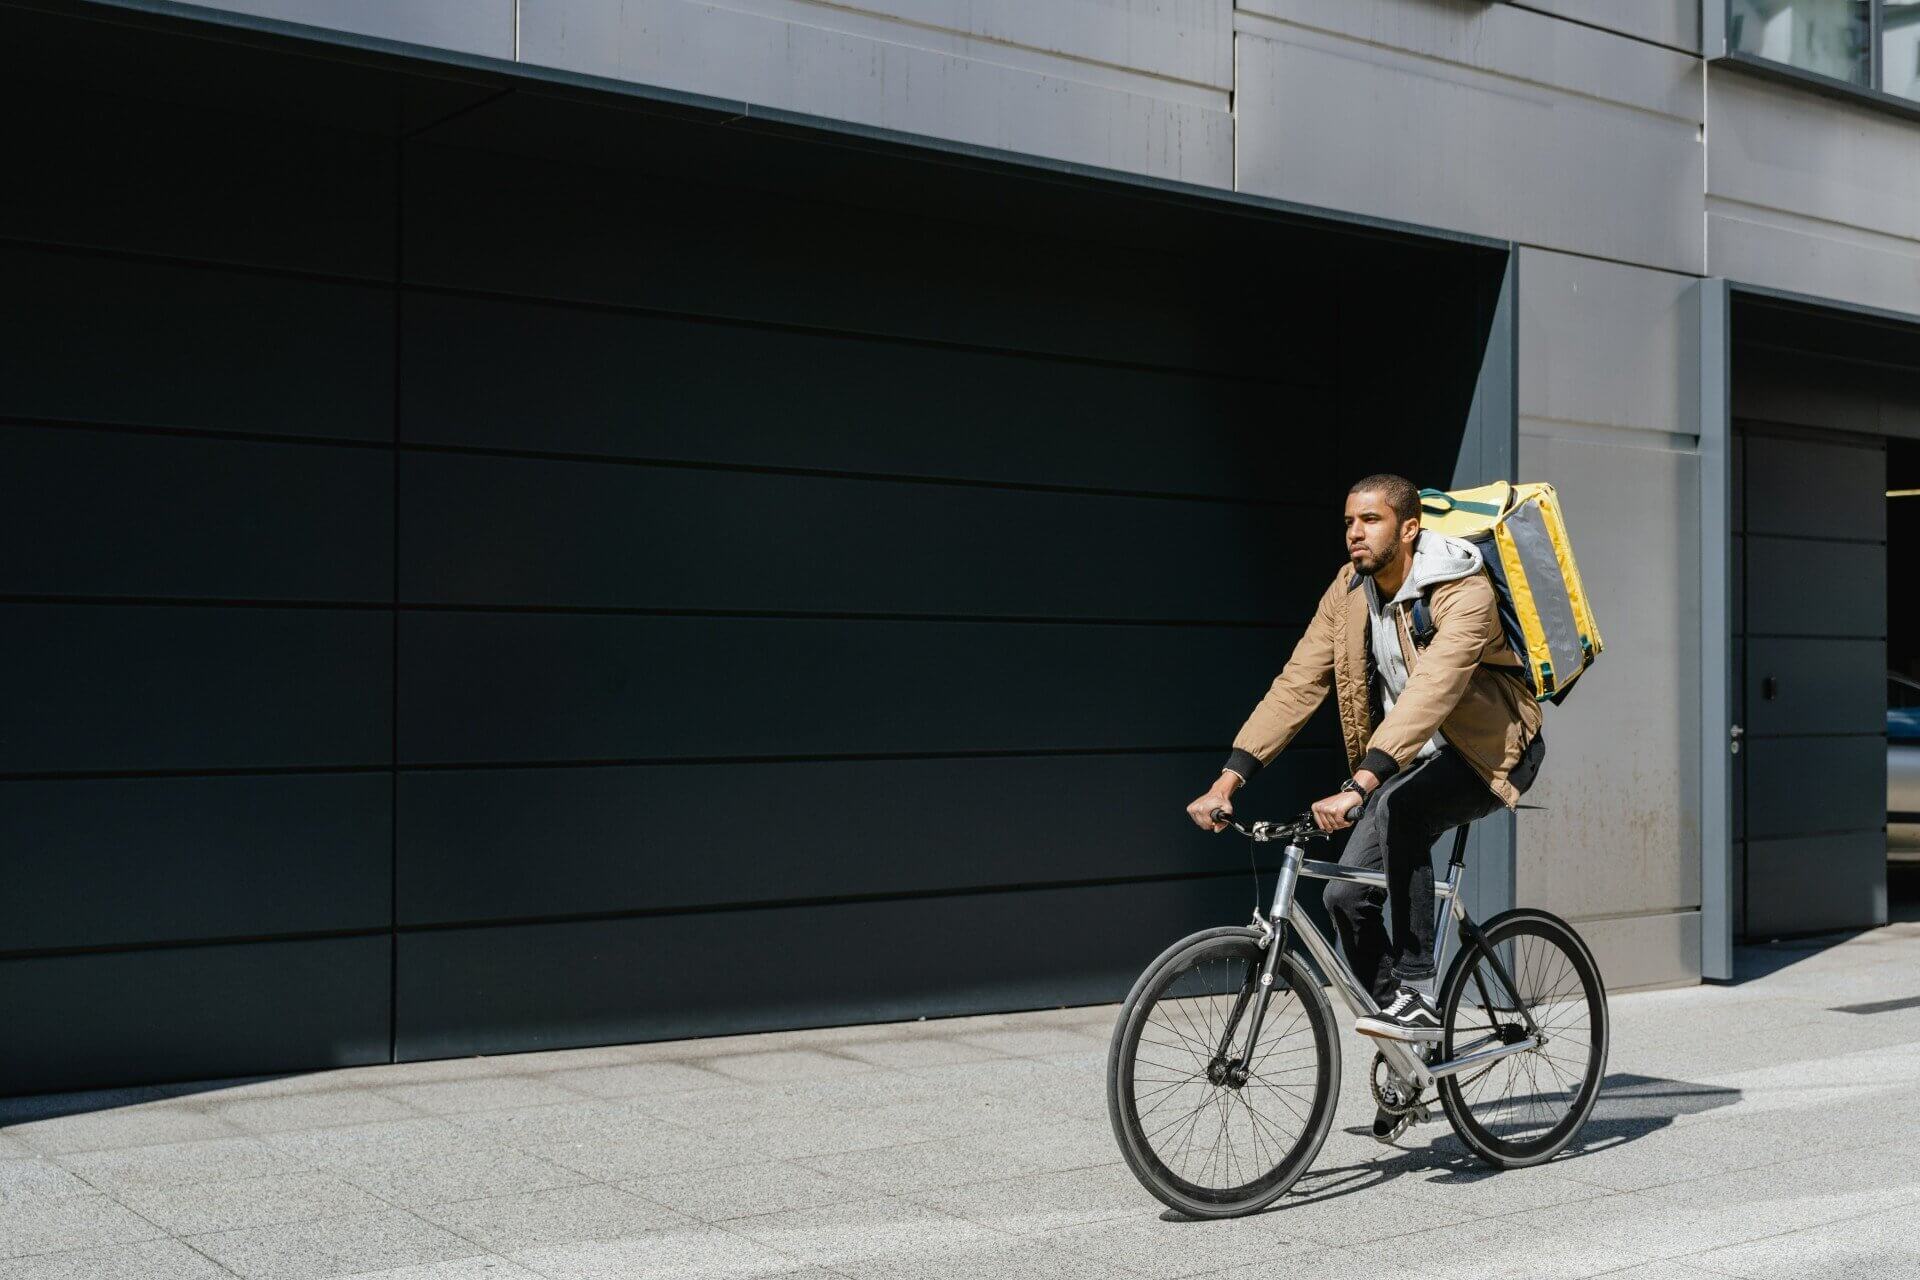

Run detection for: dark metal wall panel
[[399, 291, 1343, 505], [397, 612, 1316, 766], [1741, 432, 1886, 541], [1742, 736, 1887, 841], [394, 877, 1251, 1060], [0, 244, 393, 441], [395, 747, 1337, 925], [0, 605, 391, 774], [1742, 536, 1885, 639], [1744, 832, 1888, 938], [400, 451, 1324, 621], [0, 426, 392, 602], [399, 141, 1335, 382], [3, 774, 390, 952], [1734, 425, 1887, 939], [0, 79, 395, 278], [0, 937, 390, 1095], [1741, 638, 1887, 738]]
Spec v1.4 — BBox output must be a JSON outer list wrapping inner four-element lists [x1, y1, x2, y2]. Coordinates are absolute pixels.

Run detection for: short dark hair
[[1348, 474, 1421, 525]]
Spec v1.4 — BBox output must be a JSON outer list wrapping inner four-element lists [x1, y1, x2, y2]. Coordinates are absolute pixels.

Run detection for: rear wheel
[[1435, 909, 1607, 1168], [1106, 930, 1339, 1218]]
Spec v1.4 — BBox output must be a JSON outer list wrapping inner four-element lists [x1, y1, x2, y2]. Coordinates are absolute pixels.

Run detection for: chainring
[[1369, 1051, 1423, 1116]]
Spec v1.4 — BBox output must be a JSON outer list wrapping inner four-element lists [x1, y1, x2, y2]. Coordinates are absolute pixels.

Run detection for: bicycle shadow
[[1159, 1072, 1741, 1220]]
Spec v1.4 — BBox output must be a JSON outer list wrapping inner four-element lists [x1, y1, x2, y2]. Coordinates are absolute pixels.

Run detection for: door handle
[[1730, 724, 1743, 755]]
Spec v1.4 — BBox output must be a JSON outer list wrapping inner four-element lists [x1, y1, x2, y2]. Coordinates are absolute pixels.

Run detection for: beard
[[1350, 540, 1400, 577]]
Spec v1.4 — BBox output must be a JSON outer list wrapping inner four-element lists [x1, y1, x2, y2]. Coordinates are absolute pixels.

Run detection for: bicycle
[[1105, 806, 1608, 1219]]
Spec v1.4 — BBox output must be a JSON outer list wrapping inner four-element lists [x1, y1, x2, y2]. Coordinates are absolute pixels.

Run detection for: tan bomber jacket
[[1222, 562, 1543, 807]]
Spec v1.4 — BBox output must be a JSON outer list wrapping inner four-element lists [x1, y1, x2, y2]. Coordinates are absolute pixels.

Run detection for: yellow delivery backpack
[[1416, 481, 1602, 705]]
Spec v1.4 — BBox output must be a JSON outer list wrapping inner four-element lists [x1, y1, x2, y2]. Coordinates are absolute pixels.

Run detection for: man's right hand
[[1186, 773, 1242, 832]]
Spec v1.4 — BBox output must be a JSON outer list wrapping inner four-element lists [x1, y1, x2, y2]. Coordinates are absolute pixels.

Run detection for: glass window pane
[[1728, 0, 1871, 85], [1887, 1, 1920, 100]]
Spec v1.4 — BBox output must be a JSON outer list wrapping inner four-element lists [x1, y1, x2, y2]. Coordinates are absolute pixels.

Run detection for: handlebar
[[1208, 805, 1363, 842]]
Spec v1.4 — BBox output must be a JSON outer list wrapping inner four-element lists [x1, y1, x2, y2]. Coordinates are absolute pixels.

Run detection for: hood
[[1389, 529, 1484, 604]]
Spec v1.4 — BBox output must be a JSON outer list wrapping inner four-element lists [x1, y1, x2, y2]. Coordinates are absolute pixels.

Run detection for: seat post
[[1447, 822, 1471, 868]]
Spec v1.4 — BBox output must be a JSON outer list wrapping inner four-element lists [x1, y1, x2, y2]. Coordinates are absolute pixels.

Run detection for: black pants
[[1323, 736, 1543, 1004]]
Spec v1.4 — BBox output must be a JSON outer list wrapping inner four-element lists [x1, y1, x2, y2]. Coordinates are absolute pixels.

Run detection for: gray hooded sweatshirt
[[1361, 529, 1486, 764]]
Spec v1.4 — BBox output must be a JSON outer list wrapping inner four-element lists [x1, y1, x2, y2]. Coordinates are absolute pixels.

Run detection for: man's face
[[1344, 490, 1416, 576]]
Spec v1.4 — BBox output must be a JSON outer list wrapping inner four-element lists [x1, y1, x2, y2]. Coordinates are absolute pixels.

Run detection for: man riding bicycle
[[1185, 473, 1545, 1137]]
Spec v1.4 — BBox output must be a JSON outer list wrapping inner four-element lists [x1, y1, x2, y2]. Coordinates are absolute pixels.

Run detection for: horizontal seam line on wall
[[1738, 732, 1887, 741], [400, 277, 1312, 386], [1741, 633, 1887, 640], [1, 237, 1323, 392], [1745, 828, 1893, 842], [1734, 534, 1884, 547], [0, 744, 1337, 782], [0, 596, 1299, 627], [1501, 2, 1701, 58], [763, 0, 1233, 96], [396, 438, 1335, 508], [0, 418, 1330, 511], [0, 865, 1281, 960], [1231, 6, 1701, 127]]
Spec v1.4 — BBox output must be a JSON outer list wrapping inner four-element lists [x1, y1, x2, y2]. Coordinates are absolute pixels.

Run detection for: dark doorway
[[1727, 292, 1920, 942]]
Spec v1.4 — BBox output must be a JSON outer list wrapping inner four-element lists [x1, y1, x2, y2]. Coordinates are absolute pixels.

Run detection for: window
[[1726, 0, 1920, 101], [1888, 1, 1920, 100]]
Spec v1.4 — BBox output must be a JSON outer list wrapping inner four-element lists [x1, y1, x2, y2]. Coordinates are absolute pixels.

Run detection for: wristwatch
[[1338, 777, 1370, 807]]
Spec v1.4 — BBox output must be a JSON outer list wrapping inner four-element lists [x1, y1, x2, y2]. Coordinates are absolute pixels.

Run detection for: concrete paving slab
[[5, 1102, 241, 1157], [0, 1193, 163, 1260], [1346, 1210, 1654, 1279], [902, 1163, 1151, 1235], [339, 1261, 543, 1280], [1036, 1210, 1325, 1279], [722, 1195, 1008, 1269], [261, 1119, 481, 1171], [112, 1170, 389, 1236], [508, 1222, 820, 1279], [54, 1136, 302, 1193], [185, 1209, 483, 1280], [0, 1161, 92, 1202], [0, 1238, 234, 1279], [368, 1077, 586, 1117], [202, 1091, 422, 1136], [832, 1037, 1006, 1069], [536, 1062, 733, 1100], [330, 1147, 592, 1210], [619, 1158, 870, 1223], [700, 1050, 876, 1085], [413, 1184, 690, 1253]]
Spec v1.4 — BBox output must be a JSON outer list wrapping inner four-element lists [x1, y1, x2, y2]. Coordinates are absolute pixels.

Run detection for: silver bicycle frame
[[1258, 835, 1538, 1092]]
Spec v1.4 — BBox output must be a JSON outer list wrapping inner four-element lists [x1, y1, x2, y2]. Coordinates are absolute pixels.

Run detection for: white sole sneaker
[[1353, 1017, 1443, 1042]]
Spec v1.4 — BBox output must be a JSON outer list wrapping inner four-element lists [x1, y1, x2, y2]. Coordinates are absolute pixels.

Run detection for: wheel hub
[[1206, 1056, 1251, 1089]]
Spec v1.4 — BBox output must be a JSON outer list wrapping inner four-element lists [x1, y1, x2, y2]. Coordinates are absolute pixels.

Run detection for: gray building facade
[[5, 0, 1916, 1093]]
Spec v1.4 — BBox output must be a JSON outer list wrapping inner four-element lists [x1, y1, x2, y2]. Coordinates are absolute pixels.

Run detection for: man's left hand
[[1309, 791, 1361, 832], [1309, 771, 1380, 832]]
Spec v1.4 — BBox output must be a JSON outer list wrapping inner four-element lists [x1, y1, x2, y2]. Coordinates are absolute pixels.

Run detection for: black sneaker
[[1371, 1106, 1411, 1144], [1355, 986, 1444, 1042]]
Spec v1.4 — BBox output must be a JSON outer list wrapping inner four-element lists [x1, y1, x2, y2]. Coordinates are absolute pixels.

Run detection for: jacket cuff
[[1222, 749, 1263, 784], [1356, 748, 1400, 783]]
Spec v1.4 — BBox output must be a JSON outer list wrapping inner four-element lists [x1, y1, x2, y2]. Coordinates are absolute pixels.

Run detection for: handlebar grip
[[1209, 807, 1231, 824], [1344, 805, 1363, 823]]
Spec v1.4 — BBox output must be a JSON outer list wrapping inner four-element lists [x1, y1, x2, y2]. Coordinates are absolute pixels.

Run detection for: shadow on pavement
[[1173, 1071, 1743, 1219]]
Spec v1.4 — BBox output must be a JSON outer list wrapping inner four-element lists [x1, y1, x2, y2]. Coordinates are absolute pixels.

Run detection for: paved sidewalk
[[5, 920, 1920, 1279]]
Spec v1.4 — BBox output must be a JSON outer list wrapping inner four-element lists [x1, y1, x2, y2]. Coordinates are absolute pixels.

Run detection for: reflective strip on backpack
[[1501, 502, 1584, 692]]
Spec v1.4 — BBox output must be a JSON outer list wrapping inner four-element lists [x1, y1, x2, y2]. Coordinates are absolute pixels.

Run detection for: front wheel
[[1436, 908, 1608, 1168], [1106, 930, 1340, 1218]]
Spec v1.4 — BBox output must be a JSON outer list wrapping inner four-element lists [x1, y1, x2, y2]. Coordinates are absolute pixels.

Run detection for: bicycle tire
[[1106, 928, 1340, 1218], [1435, 908, 1608, 1168]]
